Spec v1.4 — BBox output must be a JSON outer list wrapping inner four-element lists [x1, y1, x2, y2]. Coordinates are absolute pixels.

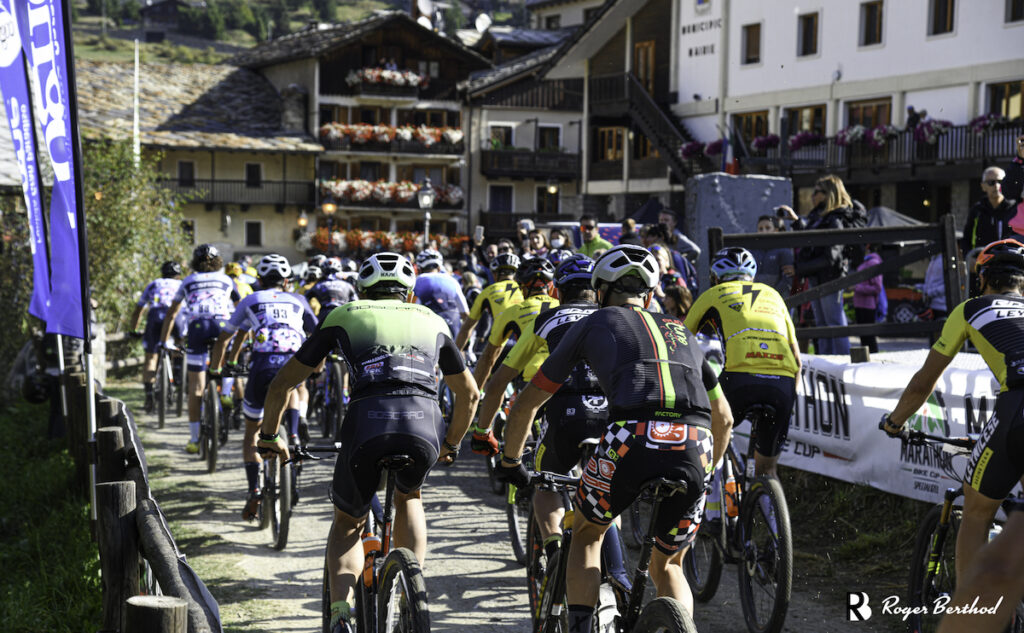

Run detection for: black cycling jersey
[[533, 304, 719, 428], [305, 276, 359, 311], [533, 300, 602, 394]]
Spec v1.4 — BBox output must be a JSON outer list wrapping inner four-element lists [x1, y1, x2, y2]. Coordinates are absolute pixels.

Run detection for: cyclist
[[547, 248, 576, 267], [129, 261, 183, 413], [684, 247, 801, 478], [255, 252, 480, 633], [498, 244, 734, 628], [413, 248, 469, 338], [454, 252, 523, 352], [472, 257, 558, 391], [225, 262, 254, 298], [305, 258, 358, 321], [160, 244, 240, 453], [882, 238, 1024, 584]]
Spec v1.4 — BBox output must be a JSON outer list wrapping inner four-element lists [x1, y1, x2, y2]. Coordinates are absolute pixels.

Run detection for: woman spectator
[[852, 245, 883, 353], [526, 229, 550, 258], [751, 214, 795, 298], [548, 228, 571, 252], [662, 284, 693, 319], [779, 174, 853, 355]]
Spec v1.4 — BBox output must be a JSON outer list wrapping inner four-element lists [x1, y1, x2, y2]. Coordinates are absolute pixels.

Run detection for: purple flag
[[0, 0, 50, 320], [17, 0, 84, 338]]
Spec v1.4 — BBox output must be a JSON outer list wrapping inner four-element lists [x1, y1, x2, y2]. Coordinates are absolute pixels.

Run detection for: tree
[[313, 0, 336, 22]]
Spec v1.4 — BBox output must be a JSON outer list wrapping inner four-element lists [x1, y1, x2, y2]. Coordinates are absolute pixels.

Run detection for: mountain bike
[[312, 354, 347, 440], [155, 343, 184, 429], [531, 470, 698, 633], [314, 450, 430, 633], [505, 416, 546, 566], [682, 404, 793, 633], [197, 366, 244, 474], [889, 427, 1024, 633]]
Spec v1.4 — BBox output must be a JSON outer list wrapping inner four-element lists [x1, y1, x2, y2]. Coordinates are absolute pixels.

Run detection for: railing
[[589, 74, 627, 108], [590, 160, 623, 181], [352, 82, 419, 99], [322, 138, 464, 155], [479, 150, 580, 179], [157, 179, 316, 205]]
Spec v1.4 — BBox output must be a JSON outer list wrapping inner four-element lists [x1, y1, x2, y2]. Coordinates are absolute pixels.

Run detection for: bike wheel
[[683, 523, 723, 602], [507, 484, 531, 565], [633, 597, 698, 633], [526, 507, 547, 624], [259, 462, 272, 530], [204, 385, 220, 474], [907, 503, 960, 633], [487, 414, 507, 495], [156, 351, 169, 428], [625, 496, 654, 550], [536, 549, 568, 633], [322, 549, 331, 633], [324, 362, 345, 440], [736, 477, 792, 633], [175, 360, 185, 418], [377, 547, 430, 633], [271, 459, 292, 550]]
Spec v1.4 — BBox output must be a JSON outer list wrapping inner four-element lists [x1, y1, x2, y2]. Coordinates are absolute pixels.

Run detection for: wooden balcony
[[479, 150, 580, 180], [322, 137, 464, 155], [158, 179, 316, 206]]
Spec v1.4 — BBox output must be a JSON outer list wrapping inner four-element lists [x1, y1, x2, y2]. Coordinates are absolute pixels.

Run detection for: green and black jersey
[[294, 299, 465, 399], [933, 293, 1024, 392]]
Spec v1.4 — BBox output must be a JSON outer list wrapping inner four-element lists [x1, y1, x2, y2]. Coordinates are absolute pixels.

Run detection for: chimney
[[280, 84, 308, 134]]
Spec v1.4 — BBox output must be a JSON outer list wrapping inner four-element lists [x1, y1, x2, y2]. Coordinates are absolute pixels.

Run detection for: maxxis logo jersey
[[468, 280, 523, 322], [933, 293, 1024, 392], [684, 280, 799, 378]]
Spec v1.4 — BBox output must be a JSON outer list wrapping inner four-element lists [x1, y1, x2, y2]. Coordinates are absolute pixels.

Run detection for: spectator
[[662, 284, 693, 318], [921, 254, 948, 320], [577, 214, 611, 257], [650, 244, 687, 297], [852, 245, 883, 353], [962, 166, 1017, 254], [526, 228, 549, 258], [905, 105, 923, 131], [548, 228, 571, 251], [1004, 133, 1024, 203], [751, 214, 795, 298], [619, 218, 643, 245], [657, 207, 701, 260], [644, 223, 700, 294]]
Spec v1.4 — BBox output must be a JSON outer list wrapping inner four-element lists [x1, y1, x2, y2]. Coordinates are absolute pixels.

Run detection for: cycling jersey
[[534, 304, 721, 428], [414, 272, 469, 337], [138, 278, 181, 309], [488, 293, 559, 348], [684, 280, 799, 378], [139, 278, 183, 353], [232, 278, 254, 298], [933, 294, 1024, 392], [468, 279, 523, 323], [174, 272, 239, 324], [224, 289, 317, 355], [293, 300, 465, 401], [305, 274, 358, 315], [503, 300, 598, 385]]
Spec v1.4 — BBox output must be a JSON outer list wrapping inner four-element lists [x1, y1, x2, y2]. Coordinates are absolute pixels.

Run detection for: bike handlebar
[[879, 417, 976, 451], [528, 471, 580, 490], [282, 443, 343, 465]]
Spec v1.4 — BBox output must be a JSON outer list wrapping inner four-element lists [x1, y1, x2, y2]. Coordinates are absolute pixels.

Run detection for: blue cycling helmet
[[547, 249, 576, 267], [554, 254, 594, 288], [710, 247, 757, 282]]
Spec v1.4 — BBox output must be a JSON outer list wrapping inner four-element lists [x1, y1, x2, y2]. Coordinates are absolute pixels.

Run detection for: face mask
[[551, 238, 565, 249]]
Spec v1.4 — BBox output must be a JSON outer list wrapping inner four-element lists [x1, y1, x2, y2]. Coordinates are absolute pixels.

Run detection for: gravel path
[[128, 382, 901, 633]]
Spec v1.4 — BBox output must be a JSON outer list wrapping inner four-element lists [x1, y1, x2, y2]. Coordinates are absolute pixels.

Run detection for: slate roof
[[74, 60, 321, 153], [461, 44, 563, 95], [228, 11, 490, 70], [485, 27, 574, 47]]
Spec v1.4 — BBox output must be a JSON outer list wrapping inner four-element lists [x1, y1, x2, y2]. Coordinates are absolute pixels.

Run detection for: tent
[[866, 206, 923, 227]]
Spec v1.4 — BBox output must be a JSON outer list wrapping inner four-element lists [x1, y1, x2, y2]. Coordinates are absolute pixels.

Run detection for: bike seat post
[[378, 455, 413, 555]]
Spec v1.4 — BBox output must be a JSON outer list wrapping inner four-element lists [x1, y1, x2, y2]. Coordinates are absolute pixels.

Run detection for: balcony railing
[[480, 150, 580, 179], [352, 82, 419, 99], [322, 137, 464, 155], [590, 161, 623, 181], [158, 179, 316, 206]]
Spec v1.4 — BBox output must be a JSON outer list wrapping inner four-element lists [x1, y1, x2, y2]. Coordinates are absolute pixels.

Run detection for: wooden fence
[[63, 372, 221, 633]]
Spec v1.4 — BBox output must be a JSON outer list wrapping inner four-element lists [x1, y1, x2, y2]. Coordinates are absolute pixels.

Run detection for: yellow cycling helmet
[[225, 262, 243, 277]]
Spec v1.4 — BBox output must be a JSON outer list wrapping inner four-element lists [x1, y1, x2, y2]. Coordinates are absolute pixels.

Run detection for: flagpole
[[133, 39, 140, 168], [60, 0, 98, 523]]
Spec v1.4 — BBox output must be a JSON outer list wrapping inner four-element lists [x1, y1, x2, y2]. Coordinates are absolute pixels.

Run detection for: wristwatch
[[258, 431, 279, 442]]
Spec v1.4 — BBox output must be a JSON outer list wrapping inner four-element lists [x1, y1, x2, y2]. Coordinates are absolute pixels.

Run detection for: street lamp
[[297, 210, 309, 229], [546, 178, 559, 195], [417, 178, 436, 248]]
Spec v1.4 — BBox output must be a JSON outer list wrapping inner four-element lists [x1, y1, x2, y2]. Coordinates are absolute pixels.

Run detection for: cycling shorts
[[536, 393, 609, 476], [718, 372, 796, 458], [575, 419, 714, 555], [242, 353, 290, 420], [964, 389, 1024, 500], [185, 317, 227, 371], [331, 394, 445, 517]]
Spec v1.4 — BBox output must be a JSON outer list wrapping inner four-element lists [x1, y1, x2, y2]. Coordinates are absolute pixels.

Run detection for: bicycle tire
[[626, 496, 654, 550], [259, 460, 273, 530], [322, 551, 331, 633], [736, 476, 792, 633], [526, 507, 547, 624], [271, 458, 292, 550], [198, 382, 212, 460], [683, 524, 723, 602], [507, 484, 531, 566], [488, 413, 507, 495], [205, 383, 220, 474], [324, 362, 345, 440], [633, 597, 698, 633], [536, 549, 568, 633], [907, 503, 960, 633], [377, 547, 430, 633], [156, 350, 169, 428]]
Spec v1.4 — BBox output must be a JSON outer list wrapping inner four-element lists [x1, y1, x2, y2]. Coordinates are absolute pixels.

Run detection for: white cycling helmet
[[257, 253, 292, 281], [710, 247, 757, 282], [416, 248, 444, 271], [357, 252, 417, 293], [591, 245, 659, 292]]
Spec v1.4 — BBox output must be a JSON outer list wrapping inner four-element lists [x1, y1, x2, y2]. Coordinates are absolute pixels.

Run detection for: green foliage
[[0, 197, 39, 379], [82, 141, 192, 332], [269, 0, 292, 36], [313, 0, 337, 21], [0, 401, 101, 632], [444, 6, 465, 30], [180, 3, 227, 40]]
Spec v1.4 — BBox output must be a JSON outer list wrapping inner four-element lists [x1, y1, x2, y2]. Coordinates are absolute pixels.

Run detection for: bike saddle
[[378, 454, 414, 471], [641, 477, 689, 499], [744, 403, 777, 424]]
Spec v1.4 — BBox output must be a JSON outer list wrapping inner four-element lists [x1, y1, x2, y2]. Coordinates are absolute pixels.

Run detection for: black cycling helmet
[[515, 256, 555, 286], [161, 261, 182, 278], [304, 265, 323, 283], [490, 252, 521, 274], [975, 239, 1024, 275], [192, 243, 219, 262], [555, 254, 595, 288]]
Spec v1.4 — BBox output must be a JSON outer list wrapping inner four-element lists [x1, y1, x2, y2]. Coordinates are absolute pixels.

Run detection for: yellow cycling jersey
[[933, 293, 1024, 392], [469, 279, 523, 322], [232, 278, 254, 299], [488, 293, 559, 350], [684, 280, 799, 377], [501, 318, 548, 381]]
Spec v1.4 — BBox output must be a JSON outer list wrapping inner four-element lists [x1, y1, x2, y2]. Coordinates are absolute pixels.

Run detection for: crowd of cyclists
[[128, 206, 1024, 633]]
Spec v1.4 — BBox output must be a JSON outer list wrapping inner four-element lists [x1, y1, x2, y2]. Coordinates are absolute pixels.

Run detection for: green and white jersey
[[294, 299, 466, 399]]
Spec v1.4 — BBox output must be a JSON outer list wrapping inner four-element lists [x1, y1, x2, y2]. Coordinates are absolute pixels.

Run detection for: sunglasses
[[984, 179, 1003, 186], [580, 225, 596, 230]]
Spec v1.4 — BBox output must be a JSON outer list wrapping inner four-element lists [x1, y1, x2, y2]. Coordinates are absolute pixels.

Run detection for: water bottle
[[724, 460, 739, 519], [988, 523, 1002, 542], [361, 531, 381, 586]]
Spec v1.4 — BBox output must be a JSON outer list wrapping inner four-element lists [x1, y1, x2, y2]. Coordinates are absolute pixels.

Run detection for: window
[[359, 107, 382, 125], [318, 161, 339, 181], [860, 1, 884, 45], [399, 109, 459, 128], [929, 0, 955, 35], [428, 61, 439, 78], [359, 161, 381, 181], [488, 124, 514, 149], [397, 165, 445, 185], [319, 105, 336, 125], [733, 111, 769, 141], [742, 23, 761, 64], [489, 185, 513, 213], [545, 15, 561, 29], [784, 104, 827, 136], [538, 126, 561, 151], [798, 13, 818, 56], [244, 221, 262, 247], [177, 161, 195, 187], [634, 41, 656, 93], [989, 80, 1024, 119], [427, 111, 445, 128], [245, 163, 262, 188], [595, 127, 625, 161], [847, 98, 892, 127], [632, 133, 659, 160], [536, 186, 559, 215], [584, 7, 601, 21], [1009, 0, 1024, 22]]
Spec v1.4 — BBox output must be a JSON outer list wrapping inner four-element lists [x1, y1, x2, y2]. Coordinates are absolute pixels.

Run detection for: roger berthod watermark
[[847, 592, 1004, 622]]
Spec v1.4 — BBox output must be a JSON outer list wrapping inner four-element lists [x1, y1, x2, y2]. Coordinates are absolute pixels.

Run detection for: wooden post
[[97, 395, 119, 428], [96, 427, 126, 484], [707, 226, 724, 259], [125, 596, 188, 633], [941, 213, 963, 311], [96, 481, 139, 633], [65, 372, 90, 498]]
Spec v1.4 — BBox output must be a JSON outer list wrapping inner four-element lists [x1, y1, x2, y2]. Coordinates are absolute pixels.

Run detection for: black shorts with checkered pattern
[[574, 418, 714, 555]]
